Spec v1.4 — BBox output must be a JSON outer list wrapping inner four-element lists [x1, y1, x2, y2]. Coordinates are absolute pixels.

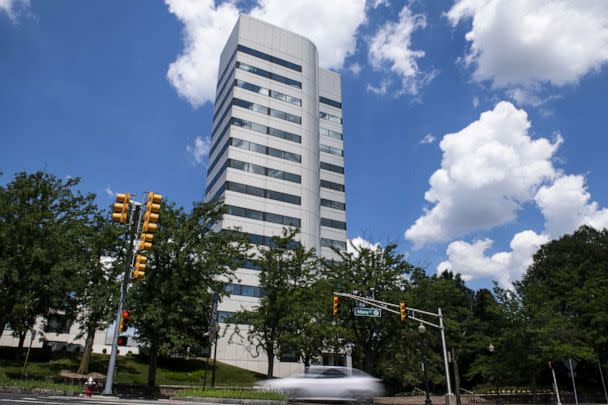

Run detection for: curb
[[0, 386, 80, 396], [176, 396, 288, 405]]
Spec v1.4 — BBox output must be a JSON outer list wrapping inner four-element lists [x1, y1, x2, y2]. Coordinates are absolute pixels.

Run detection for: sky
[[2, 0, 608, 290]]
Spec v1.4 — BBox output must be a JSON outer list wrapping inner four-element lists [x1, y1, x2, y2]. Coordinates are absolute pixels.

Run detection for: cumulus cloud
[[472, 96, 479, 108], [419, 133, 435, 144], [348, 236, 381, 256], [186, 136, 211, 165], [535, 174, 608, 238], [367, 79, 391, 96], [368, 4, 435, 96], [438, 230, 549, 287], [104, 186, 115, 198], [0, 0, 29, 21], [447, 0, 608, 90], [405, 101, 561, 246], [166, 0, 367, 107], [349, 62, 363, 77]]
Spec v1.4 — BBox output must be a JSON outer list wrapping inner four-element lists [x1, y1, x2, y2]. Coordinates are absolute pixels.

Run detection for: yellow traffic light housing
[[139, 233, 154, 250], [142, 193, 162, 233], [119, 310, 130, 333], [112, 193, 130, 224], [332, 296, 340, 316], [132, 255, 147, 279], [400, 302, 407, 321]]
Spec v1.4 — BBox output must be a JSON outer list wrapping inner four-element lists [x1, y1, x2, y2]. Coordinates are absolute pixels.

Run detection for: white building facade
[[204, 15, 347, 376]]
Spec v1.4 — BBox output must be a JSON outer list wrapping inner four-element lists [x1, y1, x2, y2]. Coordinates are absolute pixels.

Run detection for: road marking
[[0, 399, 67, 404]]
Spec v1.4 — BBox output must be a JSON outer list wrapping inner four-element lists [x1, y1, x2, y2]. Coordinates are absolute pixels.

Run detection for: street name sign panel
[[354, 307, 381, 317]]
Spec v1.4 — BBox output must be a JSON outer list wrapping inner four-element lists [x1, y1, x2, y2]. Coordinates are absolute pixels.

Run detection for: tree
[[128, 201, 249, 387], [323, 241, 413, 375], [0, 171, 96, 350], [229, 228, 319, 377], [75, 213, 124, 374]]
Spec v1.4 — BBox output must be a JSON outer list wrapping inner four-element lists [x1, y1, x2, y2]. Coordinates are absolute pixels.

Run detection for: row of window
[[233, 97, 301, 124], [229, 158, 301, 183], [206, 162, 226, 194], [321, 238, 347, 250], [212, 93, 235, 135], [320, 111, 342, 124], [214, 181, 301, 206], [321, 198, 345, 211], [321, 217, 347, 230], [232, 137, 301, 162], [217, 50, 237, 90], [226, 205, 301, 228], [237, 61, 302, 89], [320, 144, 343, 157], [320, 161, 344, 174], [236, 79, 301, 106], [319, 96, 342, 109], [238, 44, 302, 72], [224, 230, 300, 249], [225, 282, 264, 298], [321, 179, 345, 192], [320, 127, 343, 141], [241, 260, 261, 271], [231, 117, 301, 143], [213, 85, 233, 122]]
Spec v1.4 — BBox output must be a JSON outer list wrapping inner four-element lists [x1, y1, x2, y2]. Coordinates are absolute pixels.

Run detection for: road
[[0, 393, 245, 405]]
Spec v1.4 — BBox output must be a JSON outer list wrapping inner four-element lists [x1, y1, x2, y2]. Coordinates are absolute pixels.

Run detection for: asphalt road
[[0, 393, 244, 405]]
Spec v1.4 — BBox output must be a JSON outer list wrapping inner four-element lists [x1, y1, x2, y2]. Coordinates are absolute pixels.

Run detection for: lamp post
[[419, 323, 432, 405], [488, 343, 503, 405]]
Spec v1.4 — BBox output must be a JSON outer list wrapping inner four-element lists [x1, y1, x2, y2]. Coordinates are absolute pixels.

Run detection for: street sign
[[354, 307, 381, 317]]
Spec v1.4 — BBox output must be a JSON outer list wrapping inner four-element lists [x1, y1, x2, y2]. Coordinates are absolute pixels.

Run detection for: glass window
[[265, 213, 283, 225], [319, 96, 342, 109], [230, 160, 247, 171], [252, 104, 268, 114], [250, 163, 266, 176], [284, 152, 301, 163], [284, 172, 301, 183], [247, 184, 265, 198], [250, 122, 267, 134], [246, 209, 264, 221], [250, 142, 267, 154], [267, 169, 283, 179]]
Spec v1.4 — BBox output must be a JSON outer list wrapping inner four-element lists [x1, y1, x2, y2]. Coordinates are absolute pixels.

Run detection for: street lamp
[[419, 323, 432, 405], [488, 343, 503, 405]]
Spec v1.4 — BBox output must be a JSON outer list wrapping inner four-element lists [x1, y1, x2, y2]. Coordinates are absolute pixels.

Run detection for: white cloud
[[0, 0, 29, 21], [447, 0, 608, 89], [535, 174, 608, 238], [405, 101, 561, 246], [472, 96, 479, 108], [367, 79, 390, 95], [186, 136, 211, 165], [166, 0, 367, 107], [349, 62, 363, 77], [104, 186, 115, 198], [419, 133, 435, 144], [369, 0, 389, 8], [368, 4, 434, 96], [348, 236, 381, 256], [438, 230, 549, 287]]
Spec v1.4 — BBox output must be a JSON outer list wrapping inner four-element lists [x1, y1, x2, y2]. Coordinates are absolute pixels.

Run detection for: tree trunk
[[0, 315, 8, 340], [303, 356, 310, 369], [78, 325, 96, 374], [364, 348, 375, 374], [453, 349, 462, 405], [266, 347, 275, 377], [531, 372, 537, 404], [15, 330, 27, 360], [147, 342, 159, 387]]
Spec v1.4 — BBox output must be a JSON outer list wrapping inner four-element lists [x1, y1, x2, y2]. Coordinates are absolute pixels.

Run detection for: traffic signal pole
[[103, 203, 140, 395], [333, 292, 456, 405]]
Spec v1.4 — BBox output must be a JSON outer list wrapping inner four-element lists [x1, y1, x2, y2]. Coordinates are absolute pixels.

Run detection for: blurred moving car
[[256, 366, 384, 401]]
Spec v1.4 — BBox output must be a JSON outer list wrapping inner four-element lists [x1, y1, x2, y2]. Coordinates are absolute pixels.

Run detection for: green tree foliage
[[229, 228, 319, 377], [75, 213, 125, 374], [324, 242, 413, 375], [127, 201, 249, 386], [0, 171, 96, 349]]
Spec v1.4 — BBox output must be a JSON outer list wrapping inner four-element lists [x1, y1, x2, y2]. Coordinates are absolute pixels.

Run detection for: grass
[[175, 388, 287, 401], [0, 351, 265, 388]]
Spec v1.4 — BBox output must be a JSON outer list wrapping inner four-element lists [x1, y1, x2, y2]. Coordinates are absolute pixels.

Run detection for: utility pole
[[333, 292, 456, 405], [103, 202, 140, 395]]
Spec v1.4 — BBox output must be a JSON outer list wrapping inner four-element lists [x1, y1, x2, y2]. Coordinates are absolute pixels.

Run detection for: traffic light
[[400, 302, 407, 321], [139, 232, 153, 250], [117, 336, 128, 346], [132, 255, 147, 279], [332, 296, 340, 316], [119, 310, 130, 333], [142, 192, 162, 233], [112, 193, 131, 224]]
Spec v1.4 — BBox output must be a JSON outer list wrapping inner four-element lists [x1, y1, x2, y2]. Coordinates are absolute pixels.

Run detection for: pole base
[[445, 393, 457, 405]]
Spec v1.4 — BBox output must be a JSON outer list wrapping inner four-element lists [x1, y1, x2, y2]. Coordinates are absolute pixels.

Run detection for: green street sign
[[354, 307, 381, 317]]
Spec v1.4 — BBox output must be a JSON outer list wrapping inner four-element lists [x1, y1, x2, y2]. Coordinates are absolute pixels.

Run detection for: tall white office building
[[204, 15, 346, 376]]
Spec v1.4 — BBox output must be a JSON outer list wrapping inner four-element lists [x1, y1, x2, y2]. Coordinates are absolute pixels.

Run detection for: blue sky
[[2, 0, 608, 289]]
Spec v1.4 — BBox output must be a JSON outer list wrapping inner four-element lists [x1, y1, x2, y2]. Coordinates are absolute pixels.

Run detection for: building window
[[321, 198, 345, 210], [237, 44, 302, 72], [320, 111, 342, 124], [226, 159, 301, 183], [237, 62, 301, 89], [320, 144, 343, 157], [231, 117, 301, 143], [321, 218, 347, 230], [233, 98, 301, 124], [319, 96, 342, 109], [321, 238, 347, 250], [225, 283, 264, 298], [320, 179, 345, 192], [226, 205, 301, 228], [320, 127, 343, 141], [320, 162, 344, 174], [235, 79, 301, 106], [44, 314, 72, 334]]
